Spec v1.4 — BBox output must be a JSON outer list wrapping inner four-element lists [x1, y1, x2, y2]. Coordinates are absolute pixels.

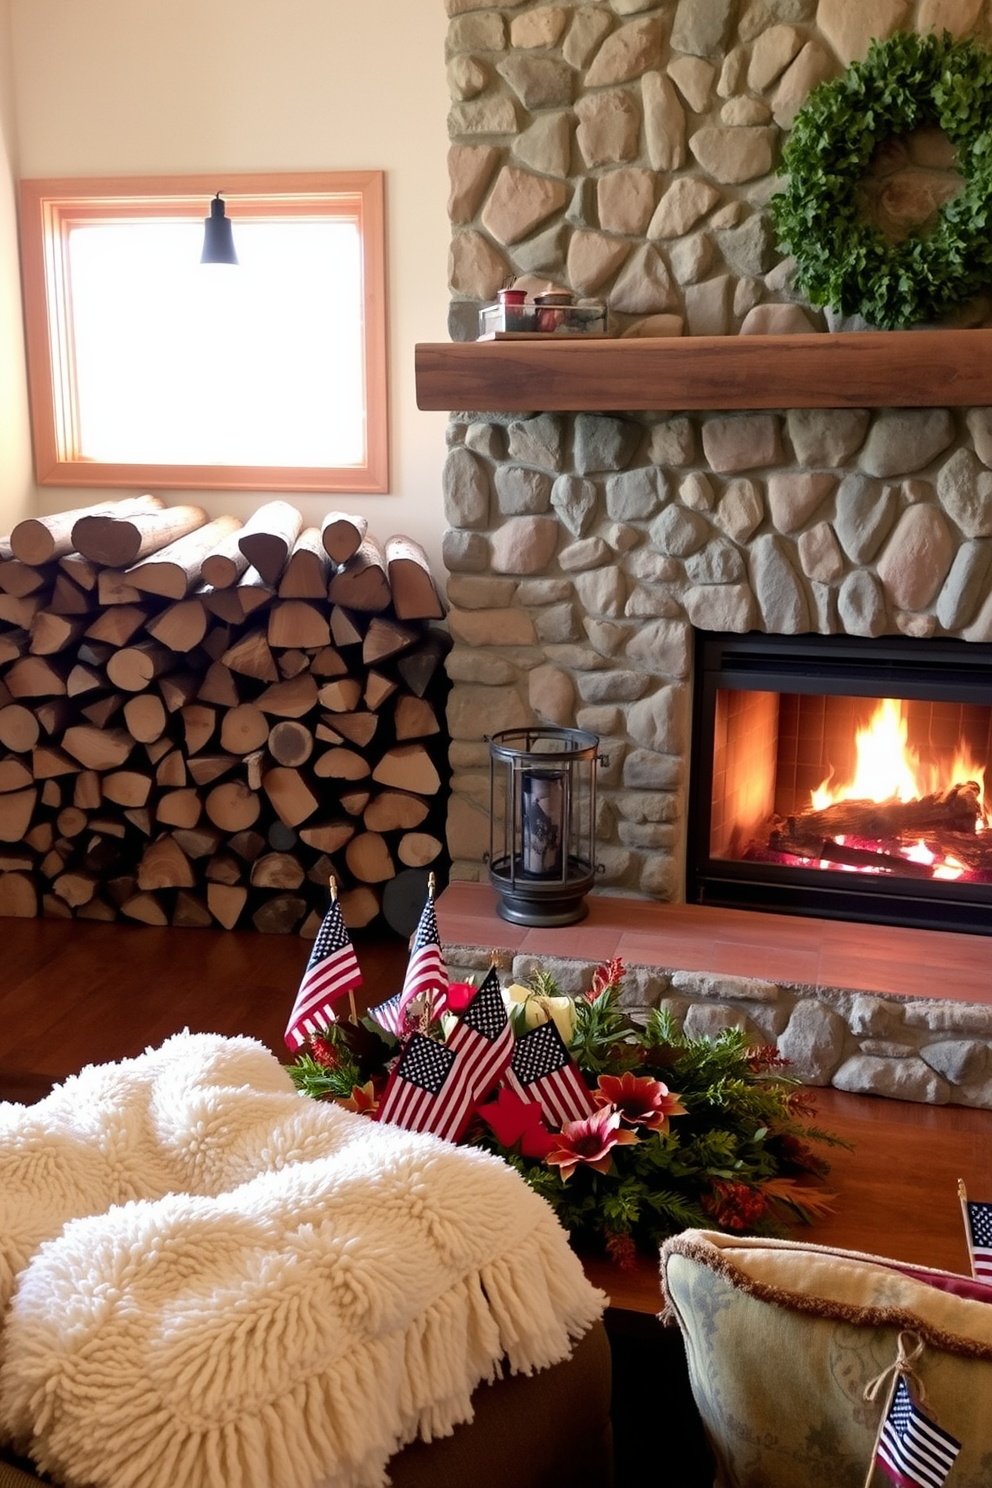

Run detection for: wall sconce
[[200, 192, 239, 265], [487, 726, 600, 926]]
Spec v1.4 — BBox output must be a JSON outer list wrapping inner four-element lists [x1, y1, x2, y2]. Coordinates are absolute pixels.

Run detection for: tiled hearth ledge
[[436, 883, 992, 1109]]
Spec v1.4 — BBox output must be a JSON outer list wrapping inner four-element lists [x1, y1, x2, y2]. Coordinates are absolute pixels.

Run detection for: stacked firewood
[[0, 498, 451, 935]]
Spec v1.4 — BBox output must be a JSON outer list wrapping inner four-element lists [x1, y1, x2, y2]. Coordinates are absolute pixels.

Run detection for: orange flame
[[811, 698, 987, 826]]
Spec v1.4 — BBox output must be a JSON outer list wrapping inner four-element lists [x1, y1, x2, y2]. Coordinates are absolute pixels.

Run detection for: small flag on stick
[[374, 1032, 466, 1142], [958, 1179, 992, 1284], [446, 966, 515, 1106], [504, 1017, 597, 1129], [873, 1376, 961, 1488], [283, 879, 362, 1049], [374, 968, 514, 1143], [371, 873, 448, 1037]]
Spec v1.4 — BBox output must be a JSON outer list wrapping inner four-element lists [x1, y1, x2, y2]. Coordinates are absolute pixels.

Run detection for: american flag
[[283, 896, 362, 1050], [875, 1377, 960, 1488], [374, 1032, 465, 1141], [446, 966, 514, 1107], [374, 970, 514, 1142], [504, 1018, 597, 1129], [368, 989, 406, 1038], [965, 1199, 992, 1282], [371, 894, 448, 1037]]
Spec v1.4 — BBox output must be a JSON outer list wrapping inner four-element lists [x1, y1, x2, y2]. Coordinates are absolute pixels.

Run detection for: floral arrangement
[[288, 957, 843, 1267]]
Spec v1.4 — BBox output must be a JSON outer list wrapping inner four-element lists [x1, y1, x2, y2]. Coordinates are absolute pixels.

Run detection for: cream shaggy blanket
[[0, 1032, 604, 1488]]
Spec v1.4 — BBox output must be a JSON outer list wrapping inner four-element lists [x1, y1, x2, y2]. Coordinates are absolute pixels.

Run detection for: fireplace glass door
[[688, 633, 992, 934]]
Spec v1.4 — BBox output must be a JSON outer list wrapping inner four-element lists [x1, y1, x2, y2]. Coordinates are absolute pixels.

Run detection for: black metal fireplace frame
[[687, 631, 992, 936]]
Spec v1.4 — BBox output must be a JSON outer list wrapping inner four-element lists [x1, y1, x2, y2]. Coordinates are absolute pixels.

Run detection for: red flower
[[785, 1086, 820, 1118], [588, 957, 625, 1001], [746, 1044, 789, 1074], [446, 981, 477, 1012], [701, 1179, 767, 1231], [593, 1071, 687, 1132], [478, 1086, 557, 1159], [545, 1106, 639, 1181], [308, 1034, 339, 1069], [605, 1231, 638, 1270], [774, 1133, 831, 1177]]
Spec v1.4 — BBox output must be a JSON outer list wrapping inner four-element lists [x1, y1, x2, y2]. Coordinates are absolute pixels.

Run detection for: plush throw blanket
[[0, 1033, 604, 1488]]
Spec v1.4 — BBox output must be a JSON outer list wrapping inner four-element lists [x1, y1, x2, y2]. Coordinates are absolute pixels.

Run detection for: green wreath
[[770, 31, 992, 330]]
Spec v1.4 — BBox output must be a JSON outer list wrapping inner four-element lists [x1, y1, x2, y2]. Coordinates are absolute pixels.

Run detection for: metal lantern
[[487, 726, 599, 926]]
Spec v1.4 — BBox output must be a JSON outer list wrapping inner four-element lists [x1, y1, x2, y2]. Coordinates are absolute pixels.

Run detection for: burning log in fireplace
[[765, 782, 992, 881]]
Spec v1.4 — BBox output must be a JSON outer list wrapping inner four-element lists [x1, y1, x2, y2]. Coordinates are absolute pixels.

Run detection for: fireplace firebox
[[688, 633, 992, 935]]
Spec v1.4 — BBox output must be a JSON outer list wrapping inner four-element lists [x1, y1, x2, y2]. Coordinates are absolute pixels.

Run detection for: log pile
[[0, 499, 451, 935]]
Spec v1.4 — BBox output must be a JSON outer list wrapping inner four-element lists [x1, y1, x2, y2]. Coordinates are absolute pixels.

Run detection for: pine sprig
[[569, 987, 635, 1074], [287, 1050, 362, 1101]]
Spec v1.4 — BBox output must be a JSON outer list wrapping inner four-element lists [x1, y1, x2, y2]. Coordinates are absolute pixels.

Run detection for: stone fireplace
[[417, 1, 992, 1106], [430, 0, 992, 926], [418, 330, 992, 1102], [433, 392, 992, 925]]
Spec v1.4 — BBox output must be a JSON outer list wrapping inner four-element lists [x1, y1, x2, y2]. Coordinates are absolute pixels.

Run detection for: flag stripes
[[372, 894, 448, 1038], [446, 967, 515, 1106], [964, 1199, 992, 1282], [504, 1018, 597, 1128], [375, 1033, 461, 1138], [875, 1378, 961, 1488], [284, 898, 362, 1050], [375, 969, 514, 1143], [369, 990, 405, 1038], [396, 897, 448, 1023]]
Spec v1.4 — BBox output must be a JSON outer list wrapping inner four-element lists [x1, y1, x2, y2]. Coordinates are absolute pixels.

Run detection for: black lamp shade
[[201, 193, 238, 265]]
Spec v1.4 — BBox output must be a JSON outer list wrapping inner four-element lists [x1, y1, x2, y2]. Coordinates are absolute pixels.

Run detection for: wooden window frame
[[18, 171, 388, 494]]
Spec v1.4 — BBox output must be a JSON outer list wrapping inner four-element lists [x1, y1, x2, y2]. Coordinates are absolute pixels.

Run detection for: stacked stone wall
[[445, 0, 990, 340], [446, 943, 992, 1107], [443, 404, 992, 895], [442, 0, 992, 889], [439, 2, 992, 1106]]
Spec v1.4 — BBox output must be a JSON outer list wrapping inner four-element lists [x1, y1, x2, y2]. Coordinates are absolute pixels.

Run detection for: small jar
[[498, 287, 529, 332], [534, 290, 573, 333]]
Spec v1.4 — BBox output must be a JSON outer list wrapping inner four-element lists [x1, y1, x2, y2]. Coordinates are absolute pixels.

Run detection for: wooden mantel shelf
[[415, 327, 992, 413]]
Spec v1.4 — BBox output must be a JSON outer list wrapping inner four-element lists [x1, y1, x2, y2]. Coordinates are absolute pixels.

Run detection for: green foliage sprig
[[769, 31, 992, 329]]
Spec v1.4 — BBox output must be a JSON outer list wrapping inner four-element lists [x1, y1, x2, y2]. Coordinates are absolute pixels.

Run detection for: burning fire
[[811, 698, 987, 821], [806, 698, 989, 881]]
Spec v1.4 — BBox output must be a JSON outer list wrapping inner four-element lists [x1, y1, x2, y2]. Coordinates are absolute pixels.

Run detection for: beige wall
[[0, 0, 33, 529], [6, 0, 451, 572]]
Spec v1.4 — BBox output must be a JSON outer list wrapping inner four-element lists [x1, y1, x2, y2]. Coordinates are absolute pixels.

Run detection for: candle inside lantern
[[521, 770, 565, 877], [487, 725, 599, 925]]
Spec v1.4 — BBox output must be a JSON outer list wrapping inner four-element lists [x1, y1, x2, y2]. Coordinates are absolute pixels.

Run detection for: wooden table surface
[[582, 1085, 992, 1313]]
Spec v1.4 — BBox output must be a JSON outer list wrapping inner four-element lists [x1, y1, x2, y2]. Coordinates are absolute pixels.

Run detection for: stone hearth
[[438, 883, 992, 1107]]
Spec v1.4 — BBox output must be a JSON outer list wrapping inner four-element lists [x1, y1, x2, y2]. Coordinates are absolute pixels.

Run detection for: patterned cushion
[[661, 1230, 992, 1488]]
